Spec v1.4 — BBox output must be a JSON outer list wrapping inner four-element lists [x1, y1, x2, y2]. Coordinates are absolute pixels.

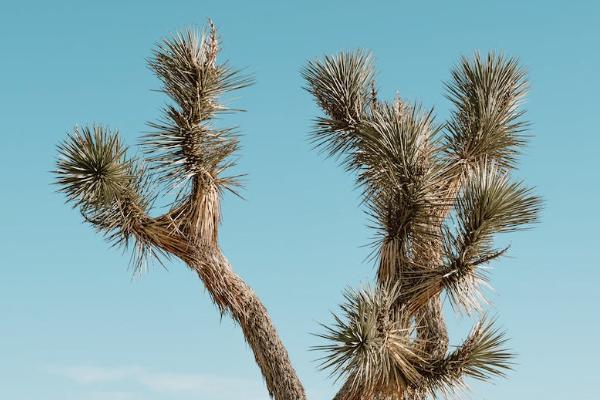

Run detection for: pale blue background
[[1, 1, 598, 399]]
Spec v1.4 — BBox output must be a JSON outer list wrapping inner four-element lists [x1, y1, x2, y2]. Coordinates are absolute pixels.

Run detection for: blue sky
[[1, 1, 599, 399]]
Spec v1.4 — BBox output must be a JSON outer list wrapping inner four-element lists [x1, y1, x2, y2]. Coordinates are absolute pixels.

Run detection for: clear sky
[[1, 1, 598, 399]]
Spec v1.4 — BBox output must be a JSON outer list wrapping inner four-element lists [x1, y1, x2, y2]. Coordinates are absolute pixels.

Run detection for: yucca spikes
[[305, 50, 538, 400], [406, 163, 541, 313], [143, 23, 252, 190], [302, 50, 375, 159], [458, 317, 513, 381], [314, 285, 424, 399], [55, 125, 131, 208], [424, 317, 513, 396], [444, 52, 528, 170], [316, 290, 513, 399], [303, 51, 451, 282], [358, 104, 448, 259], [456, 162, 541, 237], [54, 125, 159, 274], [442, 162, 541, 311]]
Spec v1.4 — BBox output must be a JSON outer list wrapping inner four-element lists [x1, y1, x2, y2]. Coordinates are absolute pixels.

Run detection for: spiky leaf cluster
[[56, 125, 132, 208], [358, 104, 448, 280], [444, 52, 528, 169], [315, 285, 424, 399], [303, 51, 374, 157], [143, 24, 252, 190], [304, 53, 451, 281], [440, 163, 541, 311], [55, 125, 160, 273], [306, 50, 540, 399], [406, 162, 541, 313], [54, 23, 250, 273], [423, 317, 513, 397]]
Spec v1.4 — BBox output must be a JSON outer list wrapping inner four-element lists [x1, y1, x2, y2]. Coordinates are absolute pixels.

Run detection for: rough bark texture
[[415, 297, 449, 360], [188, 248, 306, 400], [143, 184, 307, 400], [402, 177, 462, 400]]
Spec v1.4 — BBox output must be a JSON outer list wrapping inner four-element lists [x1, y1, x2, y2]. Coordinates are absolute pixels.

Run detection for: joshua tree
[[54, 22, 305, 400], [303, 51, 540, 399], [54, 21, 540, 400]]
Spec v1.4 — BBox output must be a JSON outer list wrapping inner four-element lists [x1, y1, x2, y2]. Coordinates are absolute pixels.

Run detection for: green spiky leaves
[[55, 125, 131, 208], [54, 125, 159, 274], [442, 162, 541, 311], [429, 317, 513, 395], [305, 50, 538, 399], [315, 289, 514, 399], [445, 52, 528, 169], [358, 104, 448, 275], [143, 24, 252, 190], [315, 285, 424, 398], [457, 163, 540, 237], [405, 163, 541, 313], [54, 23, 254, 276], [302, 50, 375, 158], [457, 317, 513, 381], [303, 51, 450, 281]]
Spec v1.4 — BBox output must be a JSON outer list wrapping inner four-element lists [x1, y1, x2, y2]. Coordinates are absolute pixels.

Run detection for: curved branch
[[134, 191, 307, 400], [188, 248, 306, 400]]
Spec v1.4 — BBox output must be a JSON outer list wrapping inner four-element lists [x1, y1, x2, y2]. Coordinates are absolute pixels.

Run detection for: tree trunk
[[147, 185, 306, 400], [188, 247, 306, 400]]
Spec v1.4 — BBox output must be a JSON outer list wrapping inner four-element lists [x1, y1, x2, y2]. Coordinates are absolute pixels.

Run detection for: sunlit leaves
[[444, 52, 528, 169], [302, 50, 375, 158], [305, 50, 537, 399], [442, 162, 541, 311], [143, 25, 251, 190], [429, 316, 513, 396], [55, 125, 130, 208], [315, 285, 424, 398]]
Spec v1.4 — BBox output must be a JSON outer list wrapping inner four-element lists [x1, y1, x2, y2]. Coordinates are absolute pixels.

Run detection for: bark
[[145, 196, 306, 400], [188, 247, 306, 400], [401, 176, 465, 400], [415, 297, 448, 360], [139, 182, 306, 400], [333, 381, 354, 400]]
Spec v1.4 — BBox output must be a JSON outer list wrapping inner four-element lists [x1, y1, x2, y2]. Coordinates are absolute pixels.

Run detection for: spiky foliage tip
[[443, 162, 540, 311], [143, 22, 252, 191], [444, 52, 528, 170], [424, 316, 513, 397], [358, 103, 449, 278], [302, 50, 375, 159], [55, 125, 132, 208], [314, 285, 424, 399], [54, 125, 161, 274], [303, 52, 452, 281]]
